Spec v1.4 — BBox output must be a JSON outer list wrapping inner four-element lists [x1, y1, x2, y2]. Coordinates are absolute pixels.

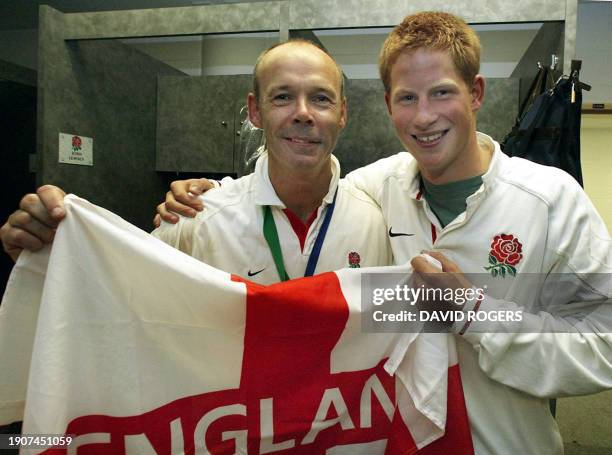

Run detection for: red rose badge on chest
[[484, 233, 523, 277]]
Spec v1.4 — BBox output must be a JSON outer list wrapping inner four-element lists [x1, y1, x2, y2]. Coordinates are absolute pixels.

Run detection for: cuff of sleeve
[[452, 288, 485, 335], [452, 293, 527, 338]]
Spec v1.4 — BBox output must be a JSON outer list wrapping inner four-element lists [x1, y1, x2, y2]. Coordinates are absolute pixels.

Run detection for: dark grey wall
[[479, 78, 520, 142], [511, 22, 564, 110], [335, 79, 402, 175], [0, 59, 37, 87], [38, 7, 185, 230], [156, 75, 251, 173]]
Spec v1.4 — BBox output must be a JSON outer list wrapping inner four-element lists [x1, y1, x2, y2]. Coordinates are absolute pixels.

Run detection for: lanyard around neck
[[262, 188, 338, 282]]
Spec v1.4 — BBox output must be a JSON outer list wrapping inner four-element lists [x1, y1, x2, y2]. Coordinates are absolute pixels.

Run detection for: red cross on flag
[[0, 196, 473, 454]]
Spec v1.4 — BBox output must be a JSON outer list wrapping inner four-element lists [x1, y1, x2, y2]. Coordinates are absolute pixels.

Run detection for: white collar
[[405, 131, 502, 199], [251, 151, 341, 208]]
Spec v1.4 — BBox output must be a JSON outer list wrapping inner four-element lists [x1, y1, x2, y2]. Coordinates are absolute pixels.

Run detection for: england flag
[[0, 196, 473, 454]]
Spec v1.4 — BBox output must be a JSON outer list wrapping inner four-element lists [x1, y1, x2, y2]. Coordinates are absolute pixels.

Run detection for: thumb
[[189, 178, 214, 195], [411, 255, 441, 273], [37, 185, 67, 222], [422, 251, 461, 273]]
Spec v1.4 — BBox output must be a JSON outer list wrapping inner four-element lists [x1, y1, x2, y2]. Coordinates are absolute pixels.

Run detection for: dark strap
[[262, 187, 338, 281], [304, 188, 338, 277], [518, 66, 549, 119], [263, 205, 290, 282]]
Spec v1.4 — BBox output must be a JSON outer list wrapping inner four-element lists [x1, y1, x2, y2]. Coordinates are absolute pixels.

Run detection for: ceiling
[[0, 0, 271, 31], [3, 0, 609, 31]]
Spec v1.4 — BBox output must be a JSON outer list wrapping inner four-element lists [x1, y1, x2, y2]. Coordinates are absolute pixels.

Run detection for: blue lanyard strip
[[304, 188, 338, 277]]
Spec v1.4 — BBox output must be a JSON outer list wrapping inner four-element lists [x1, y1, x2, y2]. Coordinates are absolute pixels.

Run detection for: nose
[[292, 96, 314, 125], [413, 99, 438, 130]]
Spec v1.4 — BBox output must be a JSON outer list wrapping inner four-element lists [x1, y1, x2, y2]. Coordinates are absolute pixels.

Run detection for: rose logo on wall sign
[[72, 135, 82, 152]]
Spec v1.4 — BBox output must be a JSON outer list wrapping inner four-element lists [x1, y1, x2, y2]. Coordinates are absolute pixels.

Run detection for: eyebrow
[[267, 84, 291, 93], [266, 85, 338, 98], [431, 80, 460, 89]]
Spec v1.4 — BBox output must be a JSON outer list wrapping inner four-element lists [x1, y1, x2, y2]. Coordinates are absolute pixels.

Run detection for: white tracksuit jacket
[[346, 132, 612, 454]]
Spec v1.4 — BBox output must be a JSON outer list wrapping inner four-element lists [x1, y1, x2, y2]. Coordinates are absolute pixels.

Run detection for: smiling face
[[385, 48, 486, 184], [247, 43, 347, 177]]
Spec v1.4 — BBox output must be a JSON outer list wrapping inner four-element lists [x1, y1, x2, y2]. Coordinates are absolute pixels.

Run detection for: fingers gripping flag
[[0, 196, 473, 454]]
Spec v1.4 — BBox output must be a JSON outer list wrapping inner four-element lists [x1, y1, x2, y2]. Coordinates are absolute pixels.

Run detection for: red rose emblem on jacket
[[490, 234, 523, 266], [484, 233, 523, 277], [348, 252, 360, 268]]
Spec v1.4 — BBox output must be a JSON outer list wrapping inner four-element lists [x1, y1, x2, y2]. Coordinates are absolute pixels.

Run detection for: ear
[[339, 96, 348, 129], [470, 74, 485, 112], [247, 93, 263, 129], [384, 91, 392, 116]]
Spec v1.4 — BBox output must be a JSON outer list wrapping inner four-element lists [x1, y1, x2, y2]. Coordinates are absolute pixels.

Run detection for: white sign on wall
[[59, 133, 93, 166]]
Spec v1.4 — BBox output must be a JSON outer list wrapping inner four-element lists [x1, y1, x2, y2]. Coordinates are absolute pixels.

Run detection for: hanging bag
[[501, 60, 589, 186]]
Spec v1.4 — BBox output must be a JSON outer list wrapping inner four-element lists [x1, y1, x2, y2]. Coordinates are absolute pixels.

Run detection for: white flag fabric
[[0, 195, 473, 454]]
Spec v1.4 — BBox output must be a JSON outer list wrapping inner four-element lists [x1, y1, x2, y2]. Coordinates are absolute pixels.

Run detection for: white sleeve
[[345, 163, 387, 206], [454, 181, 612, 398], [217, 176, 236, 187], [151, 216, 200, 257]]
